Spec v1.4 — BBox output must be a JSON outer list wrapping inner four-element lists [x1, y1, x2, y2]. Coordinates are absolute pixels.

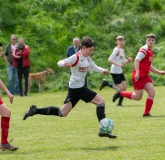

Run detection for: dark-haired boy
[[112, 34, 165, 117], [23, 36, 117, 139]]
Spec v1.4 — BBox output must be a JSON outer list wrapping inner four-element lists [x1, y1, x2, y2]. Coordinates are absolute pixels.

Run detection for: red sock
[[144, 97, 153, 114], [1, 117, 10, 144], [120, 91, 133, 99]]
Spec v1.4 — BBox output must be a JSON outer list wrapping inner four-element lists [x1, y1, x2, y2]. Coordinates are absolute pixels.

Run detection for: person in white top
[[23, 36, 117, 139], [99, 36, 132, 106]]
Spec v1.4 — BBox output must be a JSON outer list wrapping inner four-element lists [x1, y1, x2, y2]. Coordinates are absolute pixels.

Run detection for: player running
[[112, 34, 165, 117], [23, 36, 117, 139], [99, 36, 132, 106]]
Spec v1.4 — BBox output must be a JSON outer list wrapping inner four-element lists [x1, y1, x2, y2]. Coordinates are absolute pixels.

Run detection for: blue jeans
[[7, 64, 19, 95]]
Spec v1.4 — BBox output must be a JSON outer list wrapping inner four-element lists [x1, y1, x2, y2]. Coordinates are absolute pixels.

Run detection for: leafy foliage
[[1, 0, 165, 91]]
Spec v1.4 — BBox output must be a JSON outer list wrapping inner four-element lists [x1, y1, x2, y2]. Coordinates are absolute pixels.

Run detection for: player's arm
[[57, 55, 77, 68], [134, 52, 145, 81], [108, 48, 123, 67], [150, 65, 165, 75], [89, 58, 109, 75], [123, 54, 132, 65], [0, 79, 14, 104]]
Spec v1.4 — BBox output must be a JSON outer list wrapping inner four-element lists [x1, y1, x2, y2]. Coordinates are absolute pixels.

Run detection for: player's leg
[[99, 79, 116, 91], [116, 82, 125, 106], [113, 75, 146, 102], [23, 103, 72, 120], [23, 91, 79, 120], [90, 94, 117, 139], [143, 82, 155, 117], [0, 103, 18, 151], [115, 74, 127, 106]]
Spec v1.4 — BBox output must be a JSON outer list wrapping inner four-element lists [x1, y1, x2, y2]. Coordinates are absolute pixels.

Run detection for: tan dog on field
[[28, 68, 55, 92]]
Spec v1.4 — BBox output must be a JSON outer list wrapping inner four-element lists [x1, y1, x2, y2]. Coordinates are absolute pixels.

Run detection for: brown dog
[[28, 68, 54, 92]]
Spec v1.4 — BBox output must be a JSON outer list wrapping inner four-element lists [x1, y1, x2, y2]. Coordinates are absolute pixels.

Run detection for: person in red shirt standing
[[12, 38, 30, 96], [112, 34, 165, 117]]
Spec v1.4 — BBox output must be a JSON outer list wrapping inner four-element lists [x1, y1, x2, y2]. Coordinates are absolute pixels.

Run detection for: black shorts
[[64, 86, 97, 107], [111, 73, 126, 85]]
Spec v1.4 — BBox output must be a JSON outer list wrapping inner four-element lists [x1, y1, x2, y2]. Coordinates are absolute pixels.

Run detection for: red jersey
[[132, 45, 154, 78]]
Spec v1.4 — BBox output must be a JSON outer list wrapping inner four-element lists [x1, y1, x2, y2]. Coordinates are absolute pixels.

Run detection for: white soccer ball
[[99, 118, 114, 133]]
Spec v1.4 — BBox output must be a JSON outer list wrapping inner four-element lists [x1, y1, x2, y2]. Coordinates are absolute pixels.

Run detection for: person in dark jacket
[[12, 38, 30, 96], [4, 35, 19, 95], [66, 37, 80, 57]]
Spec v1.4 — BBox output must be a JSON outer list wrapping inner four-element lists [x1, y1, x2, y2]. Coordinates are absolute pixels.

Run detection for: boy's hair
[[0, 43, 2, 47], [81, 36, 95, 48], [146, 34, 156, 39], [116, 36, 124, 40]]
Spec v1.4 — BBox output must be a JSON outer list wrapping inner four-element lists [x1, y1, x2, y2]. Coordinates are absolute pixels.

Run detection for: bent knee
[[134, 97, 142, 101]]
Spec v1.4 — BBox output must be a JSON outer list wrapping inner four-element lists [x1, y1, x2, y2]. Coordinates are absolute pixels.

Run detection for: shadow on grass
[[81, 145, 118, 151], [149, 115, 165, 118], [117, 105, 142, 107]]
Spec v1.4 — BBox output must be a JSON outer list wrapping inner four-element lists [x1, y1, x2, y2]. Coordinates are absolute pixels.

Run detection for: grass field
[[1, 86, 165, 160]]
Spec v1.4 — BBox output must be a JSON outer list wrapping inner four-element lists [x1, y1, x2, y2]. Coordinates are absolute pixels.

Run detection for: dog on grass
[[28, 68, 54, 92]]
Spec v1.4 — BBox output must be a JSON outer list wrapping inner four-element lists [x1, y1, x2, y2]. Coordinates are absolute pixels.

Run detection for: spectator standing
[[66, 37, 81, 57], [12, 38, 30, 96], [4, 35, 19, 95]]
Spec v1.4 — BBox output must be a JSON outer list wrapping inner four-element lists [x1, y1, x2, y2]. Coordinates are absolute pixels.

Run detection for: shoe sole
[[98, 134, 117, 139]]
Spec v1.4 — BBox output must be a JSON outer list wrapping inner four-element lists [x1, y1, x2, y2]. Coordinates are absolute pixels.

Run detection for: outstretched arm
[[150, 65, 165, 75]]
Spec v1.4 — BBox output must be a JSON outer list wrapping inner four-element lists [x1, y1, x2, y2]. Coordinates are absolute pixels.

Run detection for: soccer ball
[[99, 118, 114, 133]]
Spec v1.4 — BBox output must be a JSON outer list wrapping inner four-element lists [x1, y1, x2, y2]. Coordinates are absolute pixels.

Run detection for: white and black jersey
[[57, 52, 104, 88]]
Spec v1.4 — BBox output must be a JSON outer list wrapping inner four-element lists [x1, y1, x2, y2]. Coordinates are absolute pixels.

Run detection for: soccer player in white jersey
[[112, 34, 165, 117], [99, 36, 132, 106], [23, 36, 117, 139]]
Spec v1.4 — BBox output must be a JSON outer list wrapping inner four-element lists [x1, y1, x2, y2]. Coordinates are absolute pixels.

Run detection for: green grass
[[1, 86, 165, 160]]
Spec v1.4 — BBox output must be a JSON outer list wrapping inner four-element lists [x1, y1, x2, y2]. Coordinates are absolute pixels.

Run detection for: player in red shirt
[[112, 34, 165, 117]]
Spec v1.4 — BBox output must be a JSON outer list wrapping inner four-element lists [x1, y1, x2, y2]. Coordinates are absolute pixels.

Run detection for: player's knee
[[3, 110, 11, 117], [60, 111, 69, 117], [98, 98, 105, 104], [134, 96, 142, 100]]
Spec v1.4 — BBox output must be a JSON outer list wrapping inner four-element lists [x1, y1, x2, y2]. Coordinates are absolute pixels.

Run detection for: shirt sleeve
[[135, 52, 145, 61], [88, 57, 104, 73], [108, 48, 119, 61], [57, 54, 77, 67]]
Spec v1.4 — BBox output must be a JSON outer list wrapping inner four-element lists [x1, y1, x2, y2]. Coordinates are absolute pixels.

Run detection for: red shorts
[[0, 98, 3, 105], [132, 76, 152, 90]]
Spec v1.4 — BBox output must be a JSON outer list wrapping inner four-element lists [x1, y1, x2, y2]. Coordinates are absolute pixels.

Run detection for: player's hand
[[128, 57, 132, 62], [103, 69, 109, 75], [7, 93, 14, 104], [63, 62, 71, 68], [119, 64, 124, 68], [134, 73, 139, 82], [159, 70, 165, 75]]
